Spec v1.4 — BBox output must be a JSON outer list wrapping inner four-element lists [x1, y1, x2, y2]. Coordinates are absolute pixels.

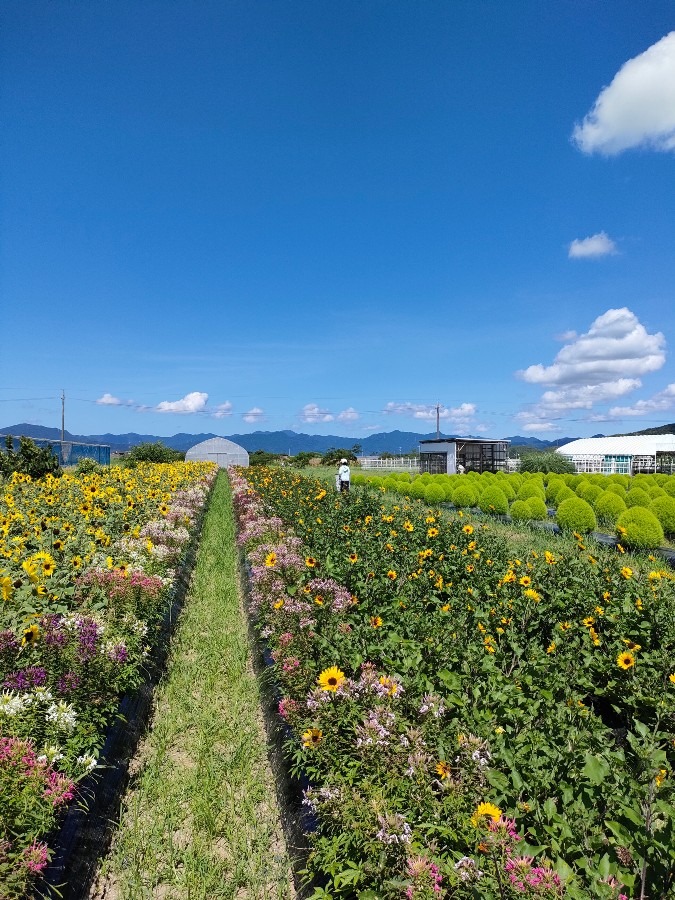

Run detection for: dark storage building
[[419, 438, 510, 475]]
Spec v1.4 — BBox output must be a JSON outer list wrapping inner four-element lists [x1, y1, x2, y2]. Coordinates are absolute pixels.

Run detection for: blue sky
[[2, 1, 674, 440]]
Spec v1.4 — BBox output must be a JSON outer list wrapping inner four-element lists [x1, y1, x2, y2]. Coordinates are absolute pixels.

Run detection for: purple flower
[[57, 672, 81, 694], [77, 619, 100, 661], [3, 666, 47, 691], [0, 630, 19, 657]]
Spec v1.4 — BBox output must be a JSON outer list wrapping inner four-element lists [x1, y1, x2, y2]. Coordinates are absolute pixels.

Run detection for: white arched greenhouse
[[556, 434, 675, 475], [185, 437, 249, 468]]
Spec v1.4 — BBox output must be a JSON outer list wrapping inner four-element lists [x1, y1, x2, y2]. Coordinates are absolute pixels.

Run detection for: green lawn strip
[[94, 471, 294, 900]]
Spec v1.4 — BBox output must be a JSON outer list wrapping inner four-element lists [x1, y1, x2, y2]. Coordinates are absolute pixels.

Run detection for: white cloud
[[556, 330, 578, 342], [568, 232, 618, 259], [384, 401, 476, 424], [537, 379, 640, 412], [607, 382, 675, 418], [243, 407, 264, 423], [515, 308, 669, 426], [301, 403, 334, 423], [337, 407, 359, 422], [96, 393, 123, 406], [573, 31, 675, 155], [517, 308, 665, 387], [212, 401, 233, 419], [520, 422, 559, 433], [156, 391, 209, 414]]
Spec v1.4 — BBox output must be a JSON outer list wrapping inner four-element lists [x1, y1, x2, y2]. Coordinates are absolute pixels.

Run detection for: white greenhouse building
[[556, 435, 675, 475], [185, 437, 249, 468]]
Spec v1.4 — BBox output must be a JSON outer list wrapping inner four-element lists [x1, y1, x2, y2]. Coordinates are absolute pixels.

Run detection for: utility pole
[[436, 402, 440, 440], [61, 390, 65, 443]]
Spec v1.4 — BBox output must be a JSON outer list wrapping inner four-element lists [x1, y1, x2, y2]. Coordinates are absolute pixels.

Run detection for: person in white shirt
[[338, 458, 351, 493]]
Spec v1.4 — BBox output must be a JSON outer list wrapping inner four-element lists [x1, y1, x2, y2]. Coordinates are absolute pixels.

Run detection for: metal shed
[[0, 435, 111, 466], [419, 438, 510, 475], [185, 437, 249, 468]]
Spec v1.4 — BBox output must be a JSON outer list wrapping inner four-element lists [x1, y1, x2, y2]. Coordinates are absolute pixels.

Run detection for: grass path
[[92, 472, 295, 900]]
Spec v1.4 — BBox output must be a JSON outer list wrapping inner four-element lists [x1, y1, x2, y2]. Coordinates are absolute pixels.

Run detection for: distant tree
[[125, 442, 184, 464], [379, 451, 395, 459], [249, 449, 280, 467], [0, 435, 61, 480], [321, 447, 357, 465], [289, 451, 316, 468], [518, 450, 575, 475], [352, 443, 363, 455]]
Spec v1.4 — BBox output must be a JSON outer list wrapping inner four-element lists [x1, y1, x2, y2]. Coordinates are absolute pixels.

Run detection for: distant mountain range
[[1, 422, 584, 454]]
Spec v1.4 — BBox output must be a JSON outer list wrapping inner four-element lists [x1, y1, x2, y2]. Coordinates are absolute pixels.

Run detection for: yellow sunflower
[[302, 728, 323, 748], [436, 761, 452, 779], [617, 651, 635, 670], [318, 666, 346, 692], [471, 802, 502, 828]]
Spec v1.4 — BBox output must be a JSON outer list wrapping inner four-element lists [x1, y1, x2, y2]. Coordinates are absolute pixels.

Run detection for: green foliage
[[625, 487, 652, 509], [663, 477, 675, 497], [321, 448, 357, 465], [126, 442, 184, 464], [526, 496, 549, 520], [509, 498, 533, 521], [516, 480, 545, 502], [451, 482, 479, 508], [478, 485, 509, 515], [0, 435, 61, 480], [75, 456, 101, 475], [648, 495, 675, 537], [593, 490, 627, 528], [518, 449, 576, 474], [408, 480, 426, 499], [556, 496, 597, 534], [289, 451, 317, 468], [424, 483, 446, 504], [248, 449, 280, 467], [551, 485, 576, 506], [575, 481, 603, 505], [238, 467, 675, 899], [616, 507, 665, 550], [544, 478, 565, 502], [605, 482, 627, 498]]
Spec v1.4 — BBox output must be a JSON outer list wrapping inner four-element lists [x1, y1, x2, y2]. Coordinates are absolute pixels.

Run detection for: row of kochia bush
[[350, 471, 675, 550], [0, 461, 216, 898], [232, 466, 675, 899]]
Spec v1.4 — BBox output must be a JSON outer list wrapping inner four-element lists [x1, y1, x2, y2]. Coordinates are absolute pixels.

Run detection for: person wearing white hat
[[337, 458, 351, 493]]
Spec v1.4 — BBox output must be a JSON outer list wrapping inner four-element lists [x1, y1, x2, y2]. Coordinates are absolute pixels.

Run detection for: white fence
[[358, 456, 419, 470]]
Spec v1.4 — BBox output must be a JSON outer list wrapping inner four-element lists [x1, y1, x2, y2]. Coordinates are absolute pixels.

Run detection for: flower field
[[349, 471, 675, 551], [231, 468, 675, 899], [0, 461, 216, 898]]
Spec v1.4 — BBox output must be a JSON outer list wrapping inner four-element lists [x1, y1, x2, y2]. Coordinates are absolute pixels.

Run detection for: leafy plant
[[556, 496, 597, 533], [0, 436, 61, 480], [616, 507, 665, 550]]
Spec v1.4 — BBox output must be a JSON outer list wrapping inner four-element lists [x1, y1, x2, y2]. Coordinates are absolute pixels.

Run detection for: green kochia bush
[[424, 483, 446, 504], [517, 480, 545, 502], [452, 483, 479, 508], [526, 496, 549, 520], [594, 491, 627, 528], [556, 496, 597, 534], [616, 507, 665, 550], [478, 485, 509, 515], [625, 487, 652, 509], [509, 499, 533, 522], [649, 495, 675, 537], [551, 485, 576, 506]]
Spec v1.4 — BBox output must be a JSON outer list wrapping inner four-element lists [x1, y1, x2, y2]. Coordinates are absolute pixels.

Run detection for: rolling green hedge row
[[349, 470, 675, 549]]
